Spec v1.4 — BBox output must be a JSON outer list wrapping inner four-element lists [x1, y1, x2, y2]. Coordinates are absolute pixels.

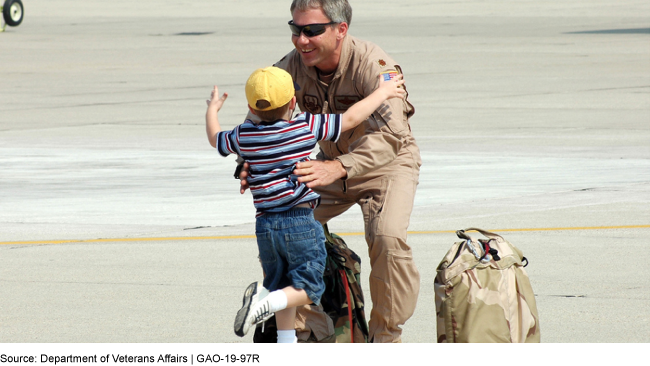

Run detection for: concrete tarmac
[[1, 1, 649, 343]]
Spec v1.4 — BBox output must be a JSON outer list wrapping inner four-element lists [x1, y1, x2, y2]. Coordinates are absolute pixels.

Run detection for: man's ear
[[336, 22, 348, 40], [248, 105, 258, 115], [289, 96, 297, 110]]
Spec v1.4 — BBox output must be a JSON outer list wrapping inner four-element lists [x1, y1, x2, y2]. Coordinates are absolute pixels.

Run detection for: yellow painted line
[[1, 225, 648, 246], [410, 224, 650, 234], [0, 235, 257, 246]]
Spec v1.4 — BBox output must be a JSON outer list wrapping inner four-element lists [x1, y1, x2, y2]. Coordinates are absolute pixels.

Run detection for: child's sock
[[264, 290, 288, 313], [277, 329, 297, 343]]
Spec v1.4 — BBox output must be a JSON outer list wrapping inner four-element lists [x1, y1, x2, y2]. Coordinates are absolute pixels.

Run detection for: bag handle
[[455, 228, 504, 264], [456, 227, 503, 241]]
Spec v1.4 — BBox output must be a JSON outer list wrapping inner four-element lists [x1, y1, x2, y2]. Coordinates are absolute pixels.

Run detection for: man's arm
[[294, 74, 406, 188], [297, 55, 413, 186], [334, 54, 414, 180]]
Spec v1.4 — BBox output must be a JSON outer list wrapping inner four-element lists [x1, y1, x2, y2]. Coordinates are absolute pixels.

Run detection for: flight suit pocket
[[359, 178, 389, 242]]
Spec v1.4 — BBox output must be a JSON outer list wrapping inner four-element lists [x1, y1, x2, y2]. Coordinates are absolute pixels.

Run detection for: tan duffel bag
[[434, 228, 541, 343]]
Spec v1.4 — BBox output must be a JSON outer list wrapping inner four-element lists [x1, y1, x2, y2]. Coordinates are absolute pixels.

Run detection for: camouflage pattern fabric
[[434, 228, 540, 343], [321, 224, 369, 343]]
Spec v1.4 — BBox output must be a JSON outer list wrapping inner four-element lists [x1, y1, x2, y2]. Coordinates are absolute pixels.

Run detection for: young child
[[205, 66, 405, 343]]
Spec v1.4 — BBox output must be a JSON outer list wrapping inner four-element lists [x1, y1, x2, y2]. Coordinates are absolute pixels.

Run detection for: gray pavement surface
[[1, 0, 649, 343]]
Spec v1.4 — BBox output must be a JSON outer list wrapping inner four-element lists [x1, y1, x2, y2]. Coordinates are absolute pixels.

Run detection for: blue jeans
[[255, 208, 327, 305]]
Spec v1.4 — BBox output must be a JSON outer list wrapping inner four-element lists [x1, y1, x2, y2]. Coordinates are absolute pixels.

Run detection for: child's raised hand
[[377, 73, 406, 100], [206, 86, 228, 110]]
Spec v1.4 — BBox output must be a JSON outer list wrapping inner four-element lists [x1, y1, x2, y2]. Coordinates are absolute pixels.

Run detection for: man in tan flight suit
[[240, 0, 421, 343]]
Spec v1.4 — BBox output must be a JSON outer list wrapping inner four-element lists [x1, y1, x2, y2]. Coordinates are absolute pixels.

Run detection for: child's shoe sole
[[234, 282, 259, 337]]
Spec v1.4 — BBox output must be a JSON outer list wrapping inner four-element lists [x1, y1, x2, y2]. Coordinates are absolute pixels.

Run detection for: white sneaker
[[234, 282, 271, 337]]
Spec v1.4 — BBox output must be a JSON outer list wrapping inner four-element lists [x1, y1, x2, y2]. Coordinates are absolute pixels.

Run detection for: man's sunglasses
[[288, 20, 337, 37]]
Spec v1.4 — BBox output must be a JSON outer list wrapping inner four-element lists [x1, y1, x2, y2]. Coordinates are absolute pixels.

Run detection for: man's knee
[[367, 235, 420, 330], [294, 304, 335, 342]]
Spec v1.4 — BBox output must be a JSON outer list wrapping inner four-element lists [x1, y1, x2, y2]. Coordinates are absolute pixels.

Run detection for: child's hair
[[252, 100, 292, 122]]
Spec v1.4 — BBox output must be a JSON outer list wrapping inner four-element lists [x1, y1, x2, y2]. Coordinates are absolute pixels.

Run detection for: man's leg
[[294, 168, 420, 342], [357, 173, 420, 343], [294, 179, 355, 342], [294, 304, 335, 342]]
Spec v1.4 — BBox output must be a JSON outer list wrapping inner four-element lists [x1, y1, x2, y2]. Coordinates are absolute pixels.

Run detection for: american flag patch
[[381, 71, 398, 81]]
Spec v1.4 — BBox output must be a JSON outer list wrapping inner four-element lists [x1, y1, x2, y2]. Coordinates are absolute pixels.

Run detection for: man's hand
[[294, 160, 347, 188], [238, 162, 251, 194]]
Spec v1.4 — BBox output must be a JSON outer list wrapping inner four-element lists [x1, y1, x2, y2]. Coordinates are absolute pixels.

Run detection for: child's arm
[[205, 86, 229, 148], [340, 74, 405, 132]]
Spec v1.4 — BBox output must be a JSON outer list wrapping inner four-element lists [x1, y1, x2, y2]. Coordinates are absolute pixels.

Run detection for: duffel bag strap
[[323, 223, 334, 242], [456, 227, 504, 241]]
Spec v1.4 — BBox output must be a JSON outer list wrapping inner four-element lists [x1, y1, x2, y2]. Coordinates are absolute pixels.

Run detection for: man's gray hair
[[290, 0, 353, 25]]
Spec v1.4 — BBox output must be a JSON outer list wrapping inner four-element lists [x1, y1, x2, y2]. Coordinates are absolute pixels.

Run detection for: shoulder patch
[[381, 71, 398, 81], [303, 95, 321, 114], [378, 59, 387, 67]]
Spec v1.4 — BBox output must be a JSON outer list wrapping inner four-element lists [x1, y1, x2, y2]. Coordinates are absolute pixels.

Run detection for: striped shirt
[[216, 112, 342, 216]]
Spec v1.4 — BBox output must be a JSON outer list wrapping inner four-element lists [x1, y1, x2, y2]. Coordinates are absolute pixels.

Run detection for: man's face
[[291, 7, 345, 73]]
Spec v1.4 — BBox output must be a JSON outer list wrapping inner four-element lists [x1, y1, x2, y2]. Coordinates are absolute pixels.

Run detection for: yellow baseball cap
[[245, 66, 295, 111]]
